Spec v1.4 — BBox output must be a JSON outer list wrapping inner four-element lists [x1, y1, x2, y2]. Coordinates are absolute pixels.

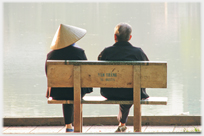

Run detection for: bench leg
[[74, 65, 82, 132], [81, 104, 83, 131], [133, 65, 141, 132]]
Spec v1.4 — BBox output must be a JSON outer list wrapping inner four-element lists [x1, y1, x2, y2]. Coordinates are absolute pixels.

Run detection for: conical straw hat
[[50, 24, 87, 50]]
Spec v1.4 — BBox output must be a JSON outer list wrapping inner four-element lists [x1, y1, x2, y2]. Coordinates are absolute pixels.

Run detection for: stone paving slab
[[30, 126, 64, 134], [84, 125, 147, 133], [174, 126, 202, 132], [125, 126, 147, 132], [86, 126, 117, 133], [3, 126, 36, 134], [2, 125, 202, 134], [3, 127, 9, 131], [144, 126, 174, 132], [57, 126, 91, 133]]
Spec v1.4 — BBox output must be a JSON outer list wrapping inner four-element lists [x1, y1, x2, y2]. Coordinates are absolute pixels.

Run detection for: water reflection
[[3, 2, 201, 117]]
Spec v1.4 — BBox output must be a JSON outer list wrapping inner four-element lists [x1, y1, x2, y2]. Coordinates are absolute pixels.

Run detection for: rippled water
[[3, 2, 201, 117]]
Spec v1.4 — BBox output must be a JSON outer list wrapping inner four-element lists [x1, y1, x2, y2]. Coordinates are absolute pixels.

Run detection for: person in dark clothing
[[45, 24, 92, 132], [98, 23, 149, 132]]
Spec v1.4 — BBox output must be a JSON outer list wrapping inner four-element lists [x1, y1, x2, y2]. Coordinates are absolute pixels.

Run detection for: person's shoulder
[[71, 44, 85, 51], [129, 43, 142, 50], [129, 44, 147, 54], [47, 50, 55, 56], [46, 49, 57, 60], [103, 45, 115, 50], [133, 46, 142, 50], [129, 42, 144, 49], [46, 45, 85, 56], [100, 46, 115, 55]]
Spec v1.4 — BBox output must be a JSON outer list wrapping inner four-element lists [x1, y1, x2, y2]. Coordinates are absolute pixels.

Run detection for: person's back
[[47, 44, 86, 60], [98, 23, 149, 132], [46, 44, 92, 99], [45, 24, 92, 132], [98, 23, 149, 100], [98, 41, 148, 61]]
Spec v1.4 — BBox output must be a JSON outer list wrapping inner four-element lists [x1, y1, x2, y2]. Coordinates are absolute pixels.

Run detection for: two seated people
[[45, 23, 149, 132]]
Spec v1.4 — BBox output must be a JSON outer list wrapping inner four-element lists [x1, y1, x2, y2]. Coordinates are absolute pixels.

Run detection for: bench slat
[[48, 96, 167, 105], [47, 61, 167, 88]]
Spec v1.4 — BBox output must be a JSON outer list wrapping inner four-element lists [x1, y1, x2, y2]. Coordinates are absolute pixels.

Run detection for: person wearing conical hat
[[45, 24, 93, 132]]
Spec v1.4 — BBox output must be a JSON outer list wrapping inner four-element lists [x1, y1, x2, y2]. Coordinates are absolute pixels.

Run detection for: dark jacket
[[45, 44, 93, 99], [98, 41, 149, 100]]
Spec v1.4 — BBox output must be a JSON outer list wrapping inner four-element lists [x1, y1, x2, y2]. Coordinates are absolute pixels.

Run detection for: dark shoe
[[66, 128, 74, 132], [115, 126, 127, 132]]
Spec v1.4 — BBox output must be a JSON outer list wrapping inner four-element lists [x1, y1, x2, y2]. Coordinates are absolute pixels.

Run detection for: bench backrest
[[46, 60, 167, 88], [46, 60, 167, 132]]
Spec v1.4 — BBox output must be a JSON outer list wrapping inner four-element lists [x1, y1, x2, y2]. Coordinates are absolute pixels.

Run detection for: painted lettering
[[98, 73, 105, 77], [105, 78, 115, 81], [98, 72, 117, 82], [106, 73, 117, 77]]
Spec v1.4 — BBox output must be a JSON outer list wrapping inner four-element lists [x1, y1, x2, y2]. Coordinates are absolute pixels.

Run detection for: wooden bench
[[46, 60, 167, 132]]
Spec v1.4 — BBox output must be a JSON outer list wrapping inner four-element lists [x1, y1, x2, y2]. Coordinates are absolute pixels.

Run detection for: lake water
[[3, 2, 201, 117]]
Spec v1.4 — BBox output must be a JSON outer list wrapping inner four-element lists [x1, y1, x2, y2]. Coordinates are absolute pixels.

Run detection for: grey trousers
[[51, 91, 86, 124], [117, 104, 133, 123]]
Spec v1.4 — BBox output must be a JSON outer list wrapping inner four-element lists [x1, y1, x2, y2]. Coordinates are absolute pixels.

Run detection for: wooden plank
[[81, 65, 133, 88], [141, 64, 167, 88], [46, 60, 167, 66], [81, 104, 83, 131], [73, 65, 82, 132], [82, 97, 168, 104], [47, 62, 167, 88], [140, 97, 168, 105], [47, 97, 73, 104], [47, 96, 168, 105], [47, 65, 73, 87], [133, 65, 141, 132]]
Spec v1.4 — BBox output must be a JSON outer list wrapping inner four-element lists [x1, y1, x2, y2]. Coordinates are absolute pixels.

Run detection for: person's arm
[[139, 48, 149, 61], [45, 55, 50, 98], [45, 56, 48, 75], [139, 48, 150, 99], [80, 49, 93, 93], [80, 50, 88, 60], [98, 49, 106, 60]]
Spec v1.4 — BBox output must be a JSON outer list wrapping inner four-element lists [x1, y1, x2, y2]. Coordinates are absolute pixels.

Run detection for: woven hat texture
[[50, 24, 86, 50]]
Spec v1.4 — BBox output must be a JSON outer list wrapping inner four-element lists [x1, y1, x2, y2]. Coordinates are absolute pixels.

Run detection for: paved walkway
[[3, 125, 202, 134]]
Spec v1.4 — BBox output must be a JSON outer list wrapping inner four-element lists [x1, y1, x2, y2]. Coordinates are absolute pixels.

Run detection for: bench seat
[[46, 60, 167, 132], [48, 96, 167, 105]]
